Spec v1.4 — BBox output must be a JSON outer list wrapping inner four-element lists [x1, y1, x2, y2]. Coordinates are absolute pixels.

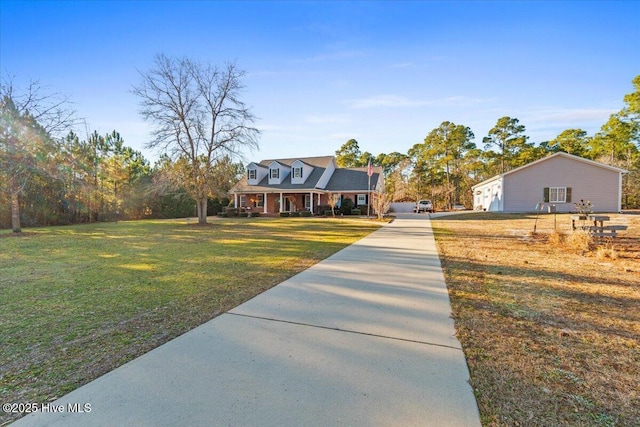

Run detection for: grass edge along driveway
[[432, 212, 640, 427], [0, 217, 381, 425]]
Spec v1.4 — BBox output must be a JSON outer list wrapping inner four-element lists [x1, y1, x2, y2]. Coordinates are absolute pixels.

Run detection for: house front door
[[284, 196, 298, 212], [489, 183, 501, 211]]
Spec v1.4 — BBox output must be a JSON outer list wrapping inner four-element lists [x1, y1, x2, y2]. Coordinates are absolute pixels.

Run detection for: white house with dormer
[[230, 155, 383, 214]]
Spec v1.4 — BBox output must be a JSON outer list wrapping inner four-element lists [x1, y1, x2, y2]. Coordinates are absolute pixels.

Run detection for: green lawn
[[0, 217, 380, 424]]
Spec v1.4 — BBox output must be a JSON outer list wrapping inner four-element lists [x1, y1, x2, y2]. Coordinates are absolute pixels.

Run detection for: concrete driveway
[[12, 216, 480, 427]]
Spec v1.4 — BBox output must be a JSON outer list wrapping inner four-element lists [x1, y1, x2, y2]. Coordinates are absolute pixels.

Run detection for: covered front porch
[[234, 191, 327, 214]]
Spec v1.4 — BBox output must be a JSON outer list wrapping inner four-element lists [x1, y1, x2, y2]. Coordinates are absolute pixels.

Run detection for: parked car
[[415, 200, 433, 213]]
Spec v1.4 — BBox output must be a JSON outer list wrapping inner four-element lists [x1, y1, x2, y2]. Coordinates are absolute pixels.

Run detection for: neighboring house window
[[239, 195, 246, 206], [544, 187, 572, 203], [357, 194, 367, 205], [257, 194, 264, 207], [248, 169, 256, 180], [270, 168, 279, 179], [293, 167, 302, 178], [550, 188, 566, 203]]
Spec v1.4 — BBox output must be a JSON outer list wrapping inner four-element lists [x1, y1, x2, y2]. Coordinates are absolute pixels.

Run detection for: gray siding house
[[472, 152, 627, 213]]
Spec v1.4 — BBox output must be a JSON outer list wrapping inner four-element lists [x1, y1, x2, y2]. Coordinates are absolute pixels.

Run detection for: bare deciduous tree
[[0, 77, 75, 232], [326, 193, 341, 218], [372, 191, 392, 220], [132, 54, 260, 225]]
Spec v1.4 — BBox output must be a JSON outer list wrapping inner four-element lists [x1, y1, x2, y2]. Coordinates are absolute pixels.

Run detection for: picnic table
[[571, 214, 627, 237]]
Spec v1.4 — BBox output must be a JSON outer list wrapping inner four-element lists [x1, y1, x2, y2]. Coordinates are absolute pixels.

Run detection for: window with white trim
[[248, 169, 256, 180], [357, 194, 367, 205], [270, 168, 279, 179], [239, 195, 246, 206], [293, 167, 302, 178], [303, 194, 311, 209], [549, 187, 566, 203], [257, 194, 264, 207]]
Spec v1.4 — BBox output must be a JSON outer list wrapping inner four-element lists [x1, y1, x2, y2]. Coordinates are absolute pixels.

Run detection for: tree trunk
[[196, 200, 202, 223], [197, 197, 208, 225], [11, 190, 22, 233]]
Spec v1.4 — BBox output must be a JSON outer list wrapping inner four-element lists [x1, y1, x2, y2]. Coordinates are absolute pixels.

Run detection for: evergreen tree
[[483, 116, 531, 174]]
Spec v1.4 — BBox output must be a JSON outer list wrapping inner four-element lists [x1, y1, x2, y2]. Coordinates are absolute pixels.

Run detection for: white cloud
[[247, 69, 293, 78], [258, 123, 305, 132], [524, 107, 616, 124], [391, 62, 414, 69], [347, 95, 430, 109], [328, 132, 358, 141], [292, 50, 367, 64], [346, 94, 491, 109], [476, 106, 619, 142], [305, 114, 350, 124], [440, 96, 493, 107]]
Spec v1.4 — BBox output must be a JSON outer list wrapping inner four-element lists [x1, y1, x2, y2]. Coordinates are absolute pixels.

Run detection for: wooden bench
[[588, 215, 610, 226], [581, 225, 628, 238]]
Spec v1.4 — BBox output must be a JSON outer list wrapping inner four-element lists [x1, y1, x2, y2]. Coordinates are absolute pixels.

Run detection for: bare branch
[[132, 54, 260, 224], [1, 74, 76, 136]]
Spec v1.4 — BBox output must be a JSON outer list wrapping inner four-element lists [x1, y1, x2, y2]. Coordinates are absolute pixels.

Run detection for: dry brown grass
[[432, 212, 640, 427], [565, 229, 594, 253], [596, 244, 619, 261], [548, 229, 566, 247]]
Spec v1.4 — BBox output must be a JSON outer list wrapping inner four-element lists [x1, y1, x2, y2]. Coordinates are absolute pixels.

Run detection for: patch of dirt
[[0, 232, 37, 238]]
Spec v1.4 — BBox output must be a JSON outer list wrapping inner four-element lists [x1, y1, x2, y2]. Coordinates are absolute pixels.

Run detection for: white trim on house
[[316, 158, 337, 189], [548, 187, 567, 203], [268, 161, 291, 185], [229, 155, 384, 215], [290, 159, 314, 185], [246, 162, 268, 185], [618, 172, 623, 212]]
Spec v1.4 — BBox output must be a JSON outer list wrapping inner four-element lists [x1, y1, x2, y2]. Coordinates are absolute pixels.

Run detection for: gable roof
[[231, 156, 331, 192], [230, 156, 381, 193], [247, 162, 268, 170], [258, 156, 334, 169], [472, 152, 628, 189], [325, 167, 382, 192]]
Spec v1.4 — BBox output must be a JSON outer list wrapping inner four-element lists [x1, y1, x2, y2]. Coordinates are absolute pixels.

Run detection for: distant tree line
[[0, 106, 241, 231], [0, 120, 241, 230], [2, 71, 638, 230], [1, 54, 253, 232], [336, 75, 640, 211]]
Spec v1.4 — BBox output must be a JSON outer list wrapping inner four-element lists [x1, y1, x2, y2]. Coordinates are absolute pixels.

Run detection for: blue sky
[[2, 1, 639, 163]]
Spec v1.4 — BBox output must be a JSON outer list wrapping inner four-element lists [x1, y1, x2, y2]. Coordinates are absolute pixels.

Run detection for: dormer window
[[290, 159, 312, 185], [270, 168, 279, 179], [248, 169, 256, 180]]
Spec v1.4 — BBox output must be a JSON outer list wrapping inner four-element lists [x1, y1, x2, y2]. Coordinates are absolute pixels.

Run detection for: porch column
[[279, 192, 284, 212], [234, 193, 238, 208], [309, 191, 313, 214], [263, 192, 268, 214]]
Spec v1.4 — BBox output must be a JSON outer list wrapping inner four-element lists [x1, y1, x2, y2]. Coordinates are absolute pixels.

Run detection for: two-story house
[[229, 156, 384, 215]]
